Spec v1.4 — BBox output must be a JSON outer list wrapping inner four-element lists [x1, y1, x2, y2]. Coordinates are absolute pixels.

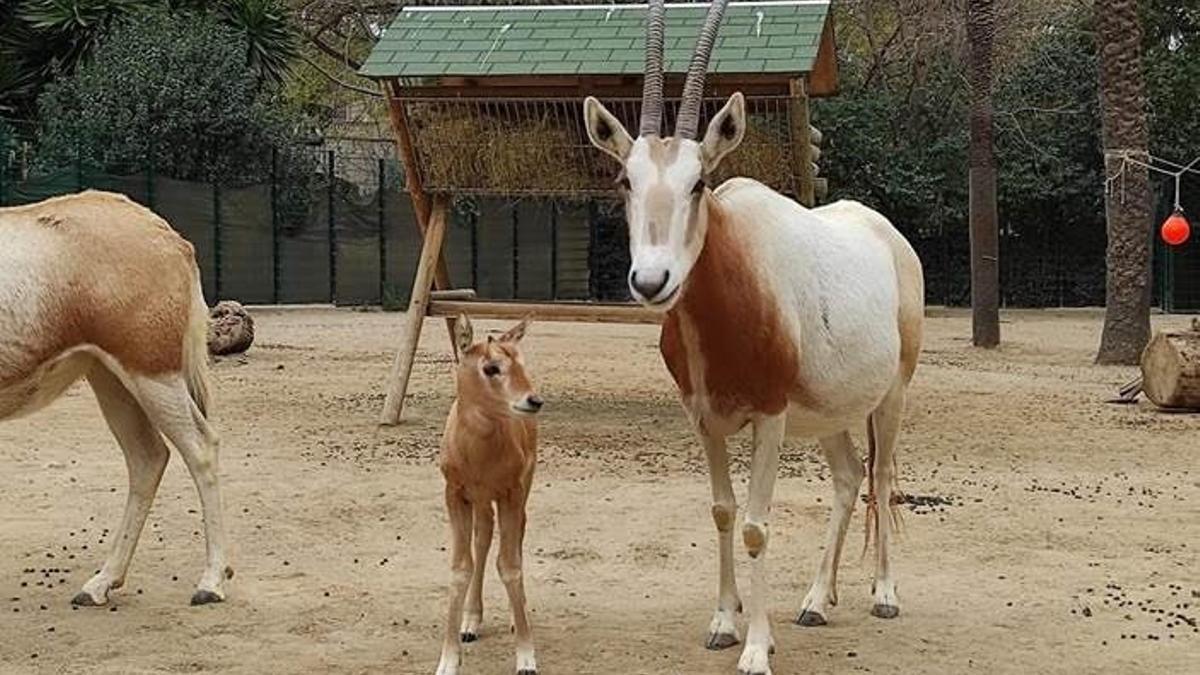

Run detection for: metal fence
[[0, 131, 596, 306], [2, 122, 1197, 311]]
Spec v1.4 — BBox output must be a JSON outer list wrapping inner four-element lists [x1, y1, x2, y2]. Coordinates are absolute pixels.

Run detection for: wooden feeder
[[361, 1, 840, 424]]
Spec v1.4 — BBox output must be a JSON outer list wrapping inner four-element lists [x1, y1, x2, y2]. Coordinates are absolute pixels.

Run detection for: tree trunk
[[967, 0, 1000, 348], [1096, 0, 1153, 365]]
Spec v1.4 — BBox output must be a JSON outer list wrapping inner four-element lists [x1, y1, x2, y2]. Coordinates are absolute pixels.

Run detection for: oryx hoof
[[871, 603, 899, 619], [706, 631, 740, 650], [71, 591, 103, 607], [795, 609, 827, 627], [460, 631, 479, 643], [190, 590, 225, 606]]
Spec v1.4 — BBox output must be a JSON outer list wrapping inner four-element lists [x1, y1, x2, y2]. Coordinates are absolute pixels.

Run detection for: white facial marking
[[623, 137, 706, 308]]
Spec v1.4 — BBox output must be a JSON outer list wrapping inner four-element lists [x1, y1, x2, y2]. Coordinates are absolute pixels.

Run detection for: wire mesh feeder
[[403, 95, 801, 199]]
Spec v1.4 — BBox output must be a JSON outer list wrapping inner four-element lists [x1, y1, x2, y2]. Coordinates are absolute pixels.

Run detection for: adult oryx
[[0, 190, 231, 607], [583, 2, 924, 673]]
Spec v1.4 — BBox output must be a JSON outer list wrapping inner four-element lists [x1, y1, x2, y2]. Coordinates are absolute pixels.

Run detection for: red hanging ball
[[1161, 211, 1190, 246]]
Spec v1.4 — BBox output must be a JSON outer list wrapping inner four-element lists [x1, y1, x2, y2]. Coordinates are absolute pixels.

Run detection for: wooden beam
[[789, 78, 816, 207], [428, 300, 662, 325], [808, 17, 840, 97], [390, 74, 796, 99], [383, 80, 460, 361], [380, 196, 451, 426], [431, 289, 477, 301]]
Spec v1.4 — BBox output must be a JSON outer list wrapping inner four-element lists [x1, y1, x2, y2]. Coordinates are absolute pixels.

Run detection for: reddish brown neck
[[662, 196, 802, 416]]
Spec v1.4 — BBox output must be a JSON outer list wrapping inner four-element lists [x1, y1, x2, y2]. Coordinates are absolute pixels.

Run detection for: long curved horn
[[675, 0, 731, 140], [639, 0, 667, 137]]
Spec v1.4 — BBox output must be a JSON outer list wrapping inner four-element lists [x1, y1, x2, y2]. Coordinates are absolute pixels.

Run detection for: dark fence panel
[[220, 184, 275, 304], [155, 176, 218, 300]]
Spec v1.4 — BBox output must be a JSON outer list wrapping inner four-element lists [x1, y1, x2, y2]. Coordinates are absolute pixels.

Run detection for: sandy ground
[[1, 307, 1197, 675]]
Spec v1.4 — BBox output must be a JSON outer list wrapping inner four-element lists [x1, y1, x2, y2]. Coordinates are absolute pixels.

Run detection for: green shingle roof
[[360, 1, 831, 79]]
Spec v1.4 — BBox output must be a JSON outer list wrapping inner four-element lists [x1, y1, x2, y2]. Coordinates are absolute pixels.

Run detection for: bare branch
[[302, 30, 365, 71], [300, 54, 381, 97]]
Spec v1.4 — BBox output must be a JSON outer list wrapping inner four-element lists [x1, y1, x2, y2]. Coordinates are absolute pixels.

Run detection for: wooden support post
[[380, 196, 450, 426], [789, 78, 816, 207], [383, 80, 460, 361]]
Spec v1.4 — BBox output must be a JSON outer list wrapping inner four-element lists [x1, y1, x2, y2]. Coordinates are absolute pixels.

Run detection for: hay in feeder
[[481, 116, 590, 193], [414, 108, 591, 192], [718, 122, 793, 192], [412, 111, 486, 188]]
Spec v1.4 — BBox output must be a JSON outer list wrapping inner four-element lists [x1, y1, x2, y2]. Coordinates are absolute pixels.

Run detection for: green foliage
[[215, 0, 297, 85], [1142, 0, 1200, 164], [813, 2, 1196, 306], [0, 0, 296, 117], [813, 58, 969, 239], [34, 8, 302, 183]]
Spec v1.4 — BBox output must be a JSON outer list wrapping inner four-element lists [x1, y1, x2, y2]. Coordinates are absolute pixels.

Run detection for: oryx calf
[[0, 190, 231, 606], [436, 315, 543, 675]]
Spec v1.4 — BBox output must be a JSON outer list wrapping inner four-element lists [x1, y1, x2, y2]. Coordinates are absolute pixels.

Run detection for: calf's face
[[453, 315, 543, 417]]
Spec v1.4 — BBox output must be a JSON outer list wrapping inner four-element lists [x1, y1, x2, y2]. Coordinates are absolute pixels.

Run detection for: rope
[[1104, 151, 1200, 210]]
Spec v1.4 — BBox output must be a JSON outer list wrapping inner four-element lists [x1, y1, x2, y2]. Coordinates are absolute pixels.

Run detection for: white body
[[696, 179, 909, 437]]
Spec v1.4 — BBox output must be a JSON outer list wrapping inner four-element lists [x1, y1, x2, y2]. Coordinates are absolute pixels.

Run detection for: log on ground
[[1139, 321, 1200, 410]]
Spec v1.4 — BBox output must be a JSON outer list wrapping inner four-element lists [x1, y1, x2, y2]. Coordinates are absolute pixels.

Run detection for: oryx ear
[[701, 92, 747, 174], [498, 316, 530, 344], [584, 96, 634, 163], [454, 313, 474, 354]]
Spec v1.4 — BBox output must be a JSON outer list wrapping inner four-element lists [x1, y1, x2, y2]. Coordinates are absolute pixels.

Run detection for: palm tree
[[1095, 0, 1153, 365], [967, 0, 999, 347], [218, 0, 298, 85]]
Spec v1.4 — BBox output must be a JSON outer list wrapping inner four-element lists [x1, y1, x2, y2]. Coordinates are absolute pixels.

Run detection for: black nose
[[630, 270, 669, 300], [526, 395, 544, 411]]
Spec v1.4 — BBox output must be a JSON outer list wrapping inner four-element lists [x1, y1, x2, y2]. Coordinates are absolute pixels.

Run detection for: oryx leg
[[701, 431, 741, 650], [436, 488, 475, 675], [796, 431, 863, 626], [496, 490, 536, 675], [737, 414, 784, 675], [73, 364, 169, 607], [130, 375, 230, 605], [461, 501, 494, 642], [869, 383, 906, 619]]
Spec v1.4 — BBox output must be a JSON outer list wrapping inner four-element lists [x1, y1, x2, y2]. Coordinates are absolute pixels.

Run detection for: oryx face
[[581, 0, 744, 310], [583, 97, 747, 309]]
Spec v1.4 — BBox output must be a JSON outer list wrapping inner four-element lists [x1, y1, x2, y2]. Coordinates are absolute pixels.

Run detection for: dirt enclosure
[[1, 308, 1197, 674]]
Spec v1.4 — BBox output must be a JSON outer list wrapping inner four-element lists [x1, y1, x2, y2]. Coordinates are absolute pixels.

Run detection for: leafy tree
[[0, 0, 296, 117], [34, 8, 301, 183]]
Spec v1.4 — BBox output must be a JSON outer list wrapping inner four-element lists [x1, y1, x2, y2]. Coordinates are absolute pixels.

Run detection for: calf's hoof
[[871, 603, 899, 619], [706, 631, 740, 650], [190, 590, 225, 606], [795, 609, 826, 627]]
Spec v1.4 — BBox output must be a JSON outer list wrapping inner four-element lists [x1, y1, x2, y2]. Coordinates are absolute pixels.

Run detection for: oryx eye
[[692, 179, 706, 195], [483, 363, 500, 377]]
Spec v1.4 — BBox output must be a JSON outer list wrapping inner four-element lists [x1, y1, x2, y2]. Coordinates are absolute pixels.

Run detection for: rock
[[207, 301, 255, 356]]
